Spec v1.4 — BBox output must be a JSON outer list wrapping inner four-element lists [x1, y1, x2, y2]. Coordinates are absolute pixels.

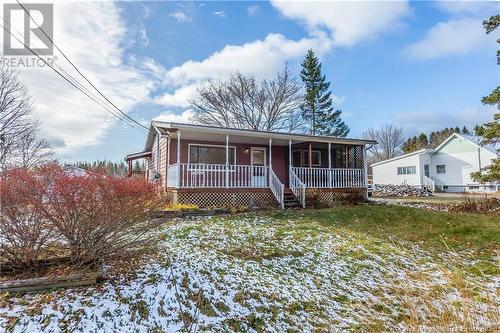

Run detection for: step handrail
[[269, 168, 284, 209], [289, 169, 306, 208]]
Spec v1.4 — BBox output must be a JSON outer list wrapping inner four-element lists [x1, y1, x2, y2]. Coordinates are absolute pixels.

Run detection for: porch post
[[345, 145, 349, 168], [328, 142, 332, 188], [288, 140, 292, 186], [268, 138, 272, 187], [363, 144, 368, 191], [176, 131, 181, 188], [308, 142, 312, 167], [225, 134, 229, 188], [166, 136, 171, 187]]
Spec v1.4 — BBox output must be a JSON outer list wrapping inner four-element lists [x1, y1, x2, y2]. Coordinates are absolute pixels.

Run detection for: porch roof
[[145, 121, 377, 151]]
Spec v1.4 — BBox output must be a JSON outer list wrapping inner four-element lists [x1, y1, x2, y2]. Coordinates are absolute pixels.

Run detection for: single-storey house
[[126, 121, 376, 208], [371, 133, 499, 192]]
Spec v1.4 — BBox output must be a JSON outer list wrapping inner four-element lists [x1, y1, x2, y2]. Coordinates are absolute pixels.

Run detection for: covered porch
[[157, 126, 369, 208]]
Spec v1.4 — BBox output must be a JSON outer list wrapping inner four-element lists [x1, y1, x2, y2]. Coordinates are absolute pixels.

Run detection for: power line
[[16, 0, 148, 130], [0, 18, 147, 135], [0, 18, 146, 134]]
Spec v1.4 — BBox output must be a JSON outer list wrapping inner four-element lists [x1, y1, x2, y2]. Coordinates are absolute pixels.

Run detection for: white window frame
[[188, 143, 237, 168], [436, 164, 446, 174]]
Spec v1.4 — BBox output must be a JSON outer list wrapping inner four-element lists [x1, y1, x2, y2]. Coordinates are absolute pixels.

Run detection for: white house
[[371, 133, 499, 192]]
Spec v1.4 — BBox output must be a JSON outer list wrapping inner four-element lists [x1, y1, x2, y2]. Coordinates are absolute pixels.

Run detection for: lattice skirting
[[305, 188, 366, 207], [167, 189, 278, 209]]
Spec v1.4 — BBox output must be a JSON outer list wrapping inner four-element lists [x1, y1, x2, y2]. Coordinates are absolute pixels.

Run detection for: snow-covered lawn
[[1, 212, 498, 332]]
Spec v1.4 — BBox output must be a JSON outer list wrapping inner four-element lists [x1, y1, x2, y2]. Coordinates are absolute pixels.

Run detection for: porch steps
[[283, 188, 301, 209]]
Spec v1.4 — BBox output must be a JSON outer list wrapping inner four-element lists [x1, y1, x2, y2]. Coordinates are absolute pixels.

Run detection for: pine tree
[[471, 14, 500, 182], [300, 49, 349, 137]]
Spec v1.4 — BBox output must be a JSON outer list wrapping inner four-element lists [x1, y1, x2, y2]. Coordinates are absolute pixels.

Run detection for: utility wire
[[0, 18, 147, 135], [16, 0, 149, 130]]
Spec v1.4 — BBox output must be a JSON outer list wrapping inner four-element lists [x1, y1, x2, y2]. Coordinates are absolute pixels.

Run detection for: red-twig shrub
[[1, 164, 163, 273], [0, 168, 53, 272]]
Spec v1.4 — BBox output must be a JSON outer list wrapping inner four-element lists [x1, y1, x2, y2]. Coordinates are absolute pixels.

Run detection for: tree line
[[67, 160, 145, 177]]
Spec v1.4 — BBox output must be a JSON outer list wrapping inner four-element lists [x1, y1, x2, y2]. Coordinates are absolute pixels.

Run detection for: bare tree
[[190, 66, 305, 132], [0, 68, 52, 171], [362, 124, 404, 163]]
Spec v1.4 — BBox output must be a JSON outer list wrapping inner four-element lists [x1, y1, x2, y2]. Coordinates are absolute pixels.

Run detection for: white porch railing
[[269, 168, 284, 209], [176, 163, 269, 188], [167, 163, 178, 187], [289, 169, 306, 208], [291, 167, 365, 188], [423, 176, 435, 192]]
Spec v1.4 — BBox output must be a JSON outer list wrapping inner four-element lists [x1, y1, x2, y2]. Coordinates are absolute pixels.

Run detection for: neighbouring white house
[[371, 133, 499, 193]]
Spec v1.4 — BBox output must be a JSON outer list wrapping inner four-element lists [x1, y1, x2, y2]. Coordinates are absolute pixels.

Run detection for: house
[[125, 121, 375, 208], [371, 133, 499, 192]]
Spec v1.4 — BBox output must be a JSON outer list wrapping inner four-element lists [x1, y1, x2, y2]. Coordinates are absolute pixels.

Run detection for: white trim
[[187, 143, 237, 165]]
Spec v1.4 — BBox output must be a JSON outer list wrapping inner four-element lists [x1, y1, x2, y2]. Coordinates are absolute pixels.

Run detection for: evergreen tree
[[472, 15, 500, 183], [300, 49, 349, 137]]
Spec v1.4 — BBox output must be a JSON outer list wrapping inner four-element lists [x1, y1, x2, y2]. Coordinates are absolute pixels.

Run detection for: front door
[[251, 147, 266, 187], [424, 164, 430, 178]]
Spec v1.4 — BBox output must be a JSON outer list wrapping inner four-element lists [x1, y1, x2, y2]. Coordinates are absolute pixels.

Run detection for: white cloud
[[214, 11, 226, 18], [404, 18, 493, 60], [436, 1, 499, 15], [270, 0, 411, 46], [155, 32, 333, 107], [2, 1, 160, 155], [169, 10, 192, 23], [247, 5, 259, 16], [154, 109, 194, 123]]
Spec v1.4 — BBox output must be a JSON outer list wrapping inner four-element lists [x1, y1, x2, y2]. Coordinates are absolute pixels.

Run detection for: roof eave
[[151, 121, 377, 145]]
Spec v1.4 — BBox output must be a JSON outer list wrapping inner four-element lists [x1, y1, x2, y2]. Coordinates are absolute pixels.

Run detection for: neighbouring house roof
[[63, 165, 88, 177], [370, 148, 434, 167], [144, 121, 377, 151]]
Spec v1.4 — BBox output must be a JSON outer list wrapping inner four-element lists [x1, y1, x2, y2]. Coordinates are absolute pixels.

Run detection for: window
[[397, 166, 416, 175], [292, 150, 321, 166], [188, 144, 236, 165], [302, 150, 321, 166], [469, 185, 479, 190], [436, 165, 445, 174]]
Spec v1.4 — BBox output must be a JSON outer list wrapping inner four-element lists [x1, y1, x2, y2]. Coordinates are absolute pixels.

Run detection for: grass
[[1, 203, 499, 332], [269, 203, 499, 260]]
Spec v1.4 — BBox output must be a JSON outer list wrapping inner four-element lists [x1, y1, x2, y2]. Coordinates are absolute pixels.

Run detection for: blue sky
[[9, 1, 499, 162]]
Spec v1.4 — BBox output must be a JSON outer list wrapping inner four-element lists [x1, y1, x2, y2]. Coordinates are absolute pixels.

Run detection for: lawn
[[1, 204, 498, 332]]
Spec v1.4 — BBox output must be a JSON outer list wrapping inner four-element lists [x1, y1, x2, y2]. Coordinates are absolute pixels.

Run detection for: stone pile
[[373, 184, 433, 197]]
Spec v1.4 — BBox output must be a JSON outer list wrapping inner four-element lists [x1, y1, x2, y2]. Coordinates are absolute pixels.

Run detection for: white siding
[[430, 137, 497, 192], [372, 135, 497, 192], [372, 153, 423, 186]]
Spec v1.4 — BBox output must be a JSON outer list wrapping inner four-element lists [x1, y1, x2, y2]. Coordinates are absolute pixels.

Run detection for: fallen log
[[0, 271, 102, 293]]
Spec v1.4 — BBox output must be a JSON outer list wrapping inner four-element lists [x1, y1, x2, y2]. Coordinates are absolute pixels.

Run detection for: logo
[[3, 3, 53, 56]]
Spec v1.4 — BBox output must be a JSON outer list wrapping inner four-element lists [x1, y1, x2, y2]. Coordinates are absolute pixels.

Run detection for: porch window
[[292, 150, 321, 166], [188, 144, 236, 165]]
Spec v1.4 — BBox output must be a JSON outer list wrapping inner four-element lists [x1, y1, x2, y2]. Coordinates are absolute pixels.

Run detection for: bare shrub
[[0, 168, 53, 272], [33, 164, 163, 265], [1, 164, 164, 275]]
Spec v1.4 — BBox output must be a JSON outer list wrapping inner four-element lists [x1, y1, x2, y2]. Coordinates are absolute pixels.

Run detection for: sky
[[1, 0, 499, 162]]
